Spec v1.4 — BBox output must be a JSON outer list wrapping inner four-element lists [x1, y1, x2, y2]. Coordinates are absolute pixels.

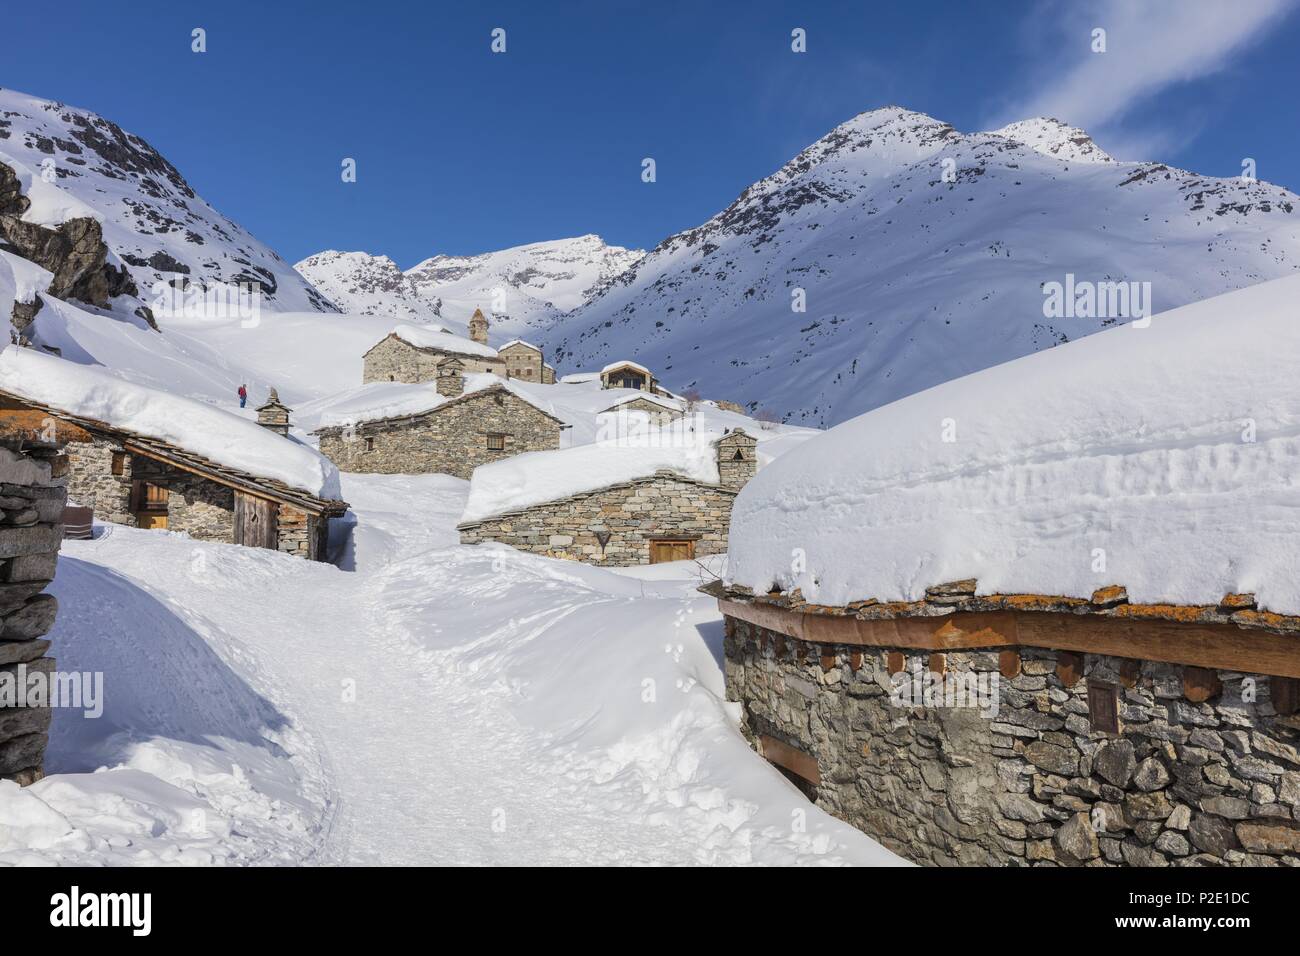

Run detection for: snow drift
[[726, 274, 1300, 615]]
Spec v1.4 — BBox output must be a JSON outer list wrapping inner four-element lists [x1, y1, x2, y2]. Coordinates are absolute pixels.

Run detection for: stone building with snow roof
[[362, 309, 559, 386], [315, 366, 566, 479], [709, 279, 1300, 868], [457, 429, 758, 566], [0, 354, 347, 562]]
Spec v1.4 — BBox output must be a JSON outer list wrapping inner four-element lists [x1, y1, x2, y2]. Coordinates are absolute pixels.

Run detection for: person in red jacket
[[238, 383, 248, 408]]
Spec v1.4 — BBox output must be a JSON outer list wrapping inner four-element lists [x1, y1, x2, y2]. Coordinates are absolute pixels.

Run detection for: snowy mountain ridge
[[543, 106, 1300, 426], [0, 87, 336, 316], [295, 234, 643, 341]]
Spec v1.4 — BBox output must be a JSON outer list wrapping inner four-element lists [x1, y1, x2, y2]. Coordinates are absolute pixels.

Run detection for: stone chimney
[[256, 387, 292, 436], [468, 308, 489, 346], [716, 428, 758, 490], [436, 358, 465, 398]]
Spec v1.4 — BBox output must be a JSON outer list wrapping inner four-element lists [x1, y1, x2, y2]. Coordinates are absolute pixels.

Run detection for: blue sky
[[4, 0, 1298, 266]]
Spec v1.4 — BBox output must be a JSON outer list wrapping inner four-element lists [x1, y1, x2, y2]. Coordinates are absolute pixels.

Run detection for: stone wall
[[362, 335, 503, 384], [318, 388, 562, 479], [459, 473, 738, 566], [132, 458, 235, 542], [0, 439, 67, 784], [723, 618, 1300, 866], [277, 505, 327, 560], [65, 437, 134, 525]]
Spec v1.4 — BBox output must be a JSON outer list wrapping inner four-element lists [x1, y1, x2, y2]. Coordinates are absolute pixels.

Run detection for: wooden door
[[649, 539, 695, 564], [234, 492, 278, 550], [133, 481, 169, 530]]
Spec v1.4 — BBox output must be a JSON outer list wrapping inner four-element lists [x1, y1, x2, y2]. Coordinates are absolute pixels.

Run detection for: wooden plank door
[[132, 481, 169, 530], [234, 492, 278, 549], [649, 539, 695, 564]]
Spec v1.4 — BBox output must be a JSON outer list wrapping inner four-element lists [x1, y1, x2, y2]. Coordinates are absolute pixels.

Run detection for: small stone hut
[[315, 372, 566, 479], [599, 360, 660, 394], [361, 311, 558, 387], [0, 394, 347, 562], [0, 435, 67, 784], [458, 429, 759, 566]]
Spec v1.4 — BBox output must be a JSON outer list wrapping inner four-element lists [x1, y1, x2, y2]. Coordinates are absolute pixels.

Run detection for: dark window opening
[[486, 433, 506, 451]]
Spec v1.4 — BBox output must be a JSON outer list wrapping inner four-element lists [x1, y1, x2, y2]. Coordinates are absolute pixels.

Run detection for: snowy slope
[[7, 473, 899, 865], [727, 275, 1300, 614], [544, 108, 1300, 426], [0, 87, 336, 315]]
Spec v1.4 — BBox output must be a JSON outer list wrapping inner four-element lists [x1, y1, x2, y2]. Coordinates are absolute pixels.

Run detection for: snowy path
[[10, 473, 897, 866]]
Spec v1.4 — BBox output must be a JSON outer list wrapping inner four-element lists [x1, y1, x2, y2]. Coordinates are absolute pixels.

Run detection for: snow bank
[[727, 275, 1300, 614], [461, 435, 722, 523], [0, 347, 342, 499], [387, 323, 497, 358]]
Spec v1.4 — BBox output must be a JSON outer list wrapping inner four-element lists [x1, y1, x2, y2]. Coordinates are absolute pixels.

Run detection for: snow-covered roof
[[301, 373, 569, 431], [600, 391, 683, 412], [0, 347, 342, 500], [559, 372, 600, 384], [726, 275, 1300, 616], [375, 324, 498, 359], [459, 435, 723, 525], [601, 359, 652, 376], [499, 339, 543, 353]]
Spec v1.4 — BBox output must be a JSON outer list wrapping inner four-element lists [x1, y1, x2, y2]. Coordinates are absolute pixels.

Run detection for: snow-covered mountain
[[0, 87, 336, 317], [294, 235, 642, 339], [543, 108, 1300, 426], [294, 249, 441, 322]]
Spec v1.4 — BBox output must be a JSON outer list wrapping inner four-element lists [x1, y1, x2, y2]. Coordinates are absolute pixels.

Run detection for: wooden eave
[[704, 580, 1300, 679], [0, 390, 348, 516]]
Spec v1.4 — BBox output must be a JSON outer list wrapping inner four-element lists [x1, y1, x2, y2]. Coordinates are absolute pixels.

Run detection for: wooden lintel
[[757, 735, 820, 786], [718, 598, 1300, 679]]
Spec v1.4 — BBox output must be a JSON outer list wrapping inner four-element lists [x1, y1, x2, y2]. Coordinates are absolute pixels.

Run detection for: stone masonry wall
[[132, 458, 235, 542], [318, 389, 561, 479], [65, 437, 135, 525], [277, 506, 326, 560], [724, 617, 1300, 866], [362, 336, 503, 384], [459, 473, 738, 566], [0, 440, 67, 784]]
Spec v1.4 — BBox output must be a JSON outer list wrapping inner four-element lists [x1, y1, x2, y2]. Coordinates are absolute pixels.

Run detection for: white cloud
[[994, 0, 1295, 133]]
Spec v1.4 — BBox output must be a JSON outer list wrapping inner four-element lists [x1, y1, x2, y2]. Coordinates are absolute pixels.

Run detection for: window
[[110, 451, 126, 475], [486, 433, 506, 451], [365, 437, 375, 452]]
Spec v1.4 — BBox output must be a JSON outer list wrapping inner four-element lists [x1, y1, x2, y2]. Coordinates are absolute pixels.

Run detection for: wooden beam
[[719, 598, 1300, 679], [998, 649, 1022, 679], [1184, 666, 1223, 703], [757, 735, 820, 786], [1057, 651, 1085, 686]]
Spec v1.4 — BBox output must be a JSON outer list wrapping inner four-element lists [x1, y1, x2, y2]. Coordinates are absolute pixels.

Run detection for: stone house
[[361, 309, 560, 387], [315, 368, 566, 480], [457, 429, 758, 566], [599, 393, 685, 429], [0, 434, 67, 784], [0, 392, 348, 562], [599, 360, 660, 394]]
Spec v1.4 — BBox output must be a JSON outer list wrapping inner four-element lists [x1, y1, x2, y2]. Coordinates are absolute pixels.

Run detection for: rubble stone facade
[[723, 618, 1300, 867], [458, 472, 739, 566], [0, 439, 67, 784], [317, 387, 563, 479], [362, 334, 502, 384]]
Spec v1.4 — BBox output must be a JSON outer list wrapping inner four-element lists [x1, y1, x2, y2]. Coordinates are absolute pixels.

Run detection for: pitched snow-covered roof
[[600, 391, 683, 412], [559, 372, 600, 384], [725, 274, 1300, 617], [499, 339, 543, 353], [370, 324, 498, 359], [601, 359, 651, 376], [0, 347, 343, 501], [303, 374, 567, 431], [459, 435, 724, 525]]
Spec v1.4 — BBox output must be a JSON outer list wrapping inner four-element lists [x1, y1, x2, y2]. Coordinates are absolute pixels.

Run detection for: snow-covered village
[[1, 0, 1299, 919]]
